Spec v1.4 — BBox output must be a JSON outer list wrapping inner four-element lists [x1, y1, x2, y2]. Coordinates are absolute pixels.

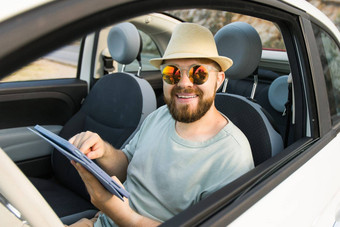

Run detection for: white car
[[0, 0, 340, 226]]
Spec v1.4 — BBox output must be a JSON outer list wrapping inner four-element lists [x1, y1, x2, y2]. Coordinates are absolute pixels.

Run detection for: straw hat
[[149, 23, 233, 71]]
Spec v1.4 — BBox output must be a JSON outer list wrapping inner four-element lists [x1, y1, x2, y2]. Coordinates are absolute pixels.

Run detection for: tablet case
[[28, 125, 130, 201]]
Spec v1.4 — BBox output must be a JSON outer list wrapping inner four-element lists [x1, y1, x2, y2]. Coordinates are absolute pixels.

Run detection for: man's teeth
[[177, 95, 196, 99]]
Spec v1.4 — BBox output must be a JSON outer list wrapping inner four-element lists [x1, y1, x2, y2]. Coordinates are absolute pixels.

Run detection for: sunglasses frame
[[160, 63, 220, 85]]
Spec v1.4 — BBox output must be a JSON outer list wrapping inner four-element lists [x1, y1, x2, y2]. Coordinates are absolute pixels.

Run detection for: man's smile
[[176, 94, 198, 99], [175, 92, 199, 104]]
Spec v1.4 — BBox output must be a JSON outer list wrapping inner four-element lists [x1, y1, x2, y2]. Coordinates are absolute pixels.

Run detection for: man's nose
[[177, 71, 193, 87]]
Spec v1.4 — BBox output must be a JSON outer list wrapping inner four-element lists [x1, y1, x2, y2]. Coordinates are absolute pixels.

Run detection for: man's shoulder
[[141, 105, 172, 128], [223, 119, 248, 142], [219, 120, 252, 156], [147, 105, 171, 120]]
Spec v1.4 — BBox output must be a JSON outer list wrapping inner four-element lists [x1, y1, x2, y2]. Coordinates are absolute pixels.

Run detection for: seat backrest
[[52, 22, 156, 199], [214, 22, 283, 166], [215, 94, 283, 165], [268, 75, 289, 113]]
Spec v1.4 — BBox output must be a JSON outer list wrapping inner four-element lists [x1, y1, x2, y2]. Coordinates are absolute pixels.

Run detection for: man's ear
[[216, 71, 225, 91]]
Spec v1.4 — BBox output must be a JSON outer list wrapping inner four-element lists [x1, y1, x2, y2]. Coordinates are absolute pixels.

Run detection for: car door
[[1, 0, 340, 226], [0, 41, 88, 177], [176, 6, 340, 227], [161, 2, 340, 226]]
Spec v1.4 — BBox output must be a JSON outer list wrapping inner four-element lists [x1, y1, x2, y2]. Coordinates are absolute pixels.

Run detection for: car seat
[[268, 74, 293, 146], [214, 22, 284, 166], [30, 22, 157, 224]]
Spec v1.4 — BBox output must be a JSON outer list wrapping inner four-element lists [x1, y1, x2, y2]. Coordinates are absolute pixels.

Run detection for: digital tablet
[[28, 125, 130, 201]]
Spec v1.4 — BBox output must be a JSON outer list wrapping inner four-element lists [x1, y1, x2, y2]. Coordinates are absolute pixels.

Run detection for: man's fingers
[[78, 133, 100, 156], [68, 135, 76, 144], [69, 132, 102, 158], [111, 176, 124, 188], [71, 132, 91, 151]]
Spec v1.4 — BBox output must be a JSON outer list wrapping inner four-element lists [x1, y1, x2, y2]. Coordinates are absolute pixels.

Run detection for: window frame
[[164, 3, 321, 226], [0, 0, 336, 225]]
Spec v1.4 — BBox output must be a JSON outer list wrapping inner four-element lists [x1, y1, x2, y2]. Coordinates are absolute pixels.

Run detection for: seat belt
[[284, 74, 293, 147]]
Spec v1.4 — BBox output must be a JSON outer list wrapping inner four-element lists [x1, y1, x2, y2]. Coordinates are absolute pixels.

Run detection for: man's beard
[[164, 85, 216, 123]]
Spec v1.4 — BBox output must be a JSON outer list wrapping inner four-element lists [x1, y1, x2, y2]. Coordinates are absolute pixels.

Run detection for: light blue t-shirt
[[95, 105, 254, 226]]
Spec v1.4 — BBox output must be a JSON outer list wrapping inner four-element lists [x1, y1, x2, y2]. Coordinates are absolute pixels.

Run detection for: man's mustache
[[171, 86, 203, 97]]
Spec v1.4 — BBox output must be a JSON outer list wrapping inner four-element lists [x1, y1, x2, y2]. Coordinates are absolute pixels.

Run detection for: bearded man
[[69, 23, 254, 227]]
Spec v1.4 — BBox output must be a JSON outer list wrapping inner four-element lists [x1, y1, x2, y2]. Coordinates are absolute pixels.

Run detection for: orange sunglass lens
[[162, 65, 181, 84], [189, 65, 209, 85]]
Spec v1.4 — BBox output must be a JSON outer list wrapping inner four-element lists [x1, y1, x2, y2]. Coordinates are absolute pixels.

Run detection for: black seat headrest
[[214, 22, 262, 80]]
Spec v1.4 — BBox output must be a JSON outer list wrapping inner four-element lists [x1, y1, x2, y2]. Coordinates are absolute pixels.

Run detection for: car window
[[167, 9, 286, 51], [0, 40, 80, 82], [312, 23, 340, 123], [119, 30, 161, 72], [167, 9, 288, 76]]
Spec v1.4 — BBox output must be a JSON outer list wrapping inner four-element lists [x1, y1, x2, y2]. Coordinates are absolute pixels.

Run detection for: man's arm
[[97, 141, 129, 181], [69, 131, 128, 181], [72, 161, 160, 227]]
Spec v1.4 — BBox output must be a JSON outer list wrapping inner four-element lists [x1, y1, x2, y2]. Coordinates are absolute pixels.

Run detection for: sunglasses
[[161, 64, 219, 85]]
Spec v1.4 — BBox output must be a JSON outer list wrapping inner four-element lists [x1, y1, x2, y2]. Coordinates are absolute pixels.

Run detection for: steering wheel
[[0, 148, 64, 226]]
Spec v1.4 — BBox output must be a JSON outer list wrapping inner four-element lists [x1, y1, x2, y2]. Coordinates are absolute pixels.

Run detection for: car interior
[[28, 22, 158, 224], [0, 5, 314, 225]]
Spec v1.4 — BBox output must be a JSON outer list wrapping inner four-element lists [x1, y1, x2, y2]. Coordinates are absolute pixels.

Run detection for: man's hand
[[69, 131, 108, 160], [71, 161, 160, 227], [69, 131, 128, 188], [71, 160, 129, 211]]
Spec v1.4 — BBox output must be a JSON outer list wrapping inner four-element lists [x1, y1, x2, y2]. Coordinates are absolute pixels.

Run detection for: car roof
[[1, 0, 338, 37], [1, 0, 339, 78], [282, 0, 340, 42], [0, 0, 51, 22]]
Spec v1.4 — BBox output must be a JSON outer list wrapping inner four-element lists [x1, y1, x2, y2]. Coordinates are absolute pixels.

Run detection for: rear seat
[[226, 68, 288, 138]]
